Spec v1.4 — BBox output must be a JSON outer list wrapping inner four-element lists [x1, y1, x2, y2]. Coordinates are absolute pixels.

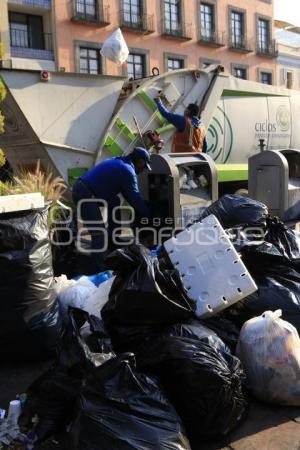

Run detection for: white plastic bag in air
[[100, 28, 129, 65], [237, 310, 300, 405]]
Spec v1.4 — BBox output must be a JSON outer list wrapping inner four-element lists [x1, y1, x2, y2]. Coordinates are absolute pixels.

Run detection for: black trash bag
[[136, 334, 247, 444], [102, 244, 195, 329], [19, 308, 114, 443], [103, 322, 164, 354], [108, 318, 234, 357], [225, 226, 266, 253], [202, 317, 240, 353], [265, 216, 300, 268], [0, 207, 64, 360], [74, 353, 191, 450], [199, 194, 268, 228], [225, 262, 300, 332], [163, 319, 231, 353]]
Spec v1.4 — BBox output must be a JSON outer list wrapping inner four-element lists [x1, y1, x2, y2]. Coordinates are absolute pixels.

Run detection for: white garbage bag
[[55, 276, 97, 319], [237, 310, 300, 405], [83, 276, 115, 317], [100, 28, 129, 65], [55, 275, 115, 320], [54, 274, 77, 295]]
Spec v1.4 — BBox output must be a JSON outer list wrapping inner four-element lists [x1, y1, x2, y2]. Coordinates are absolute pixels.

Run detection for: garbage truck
[[1, 64, 300, 195]]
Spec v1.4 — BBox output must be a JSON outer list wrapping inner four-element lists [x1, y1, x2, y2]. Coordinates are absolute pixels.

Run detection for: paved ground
[[1, 361, 300, 450]]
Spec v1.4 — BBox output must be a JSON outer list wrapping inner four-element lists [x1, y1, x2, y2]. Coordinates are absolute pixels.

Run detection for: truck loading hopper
[[249, 149, 300, 221], [138, 152, 218, 234]]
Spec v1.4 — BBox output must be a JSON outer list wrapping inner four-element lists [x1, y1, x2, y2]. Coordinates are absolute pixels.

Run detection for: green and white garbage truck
[[1, 64, 300, 194]]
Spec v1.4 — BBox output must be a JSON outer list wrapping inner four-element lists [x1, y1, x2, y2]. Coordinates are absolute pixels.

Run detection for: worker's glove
[[154, 96, 162, 105]]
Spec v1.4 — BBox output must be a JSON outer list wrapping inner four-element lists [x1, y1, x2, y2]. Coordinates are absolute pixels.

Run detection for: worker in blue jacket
[[72, 147, 152, 271], [154, 98, 207, 153]]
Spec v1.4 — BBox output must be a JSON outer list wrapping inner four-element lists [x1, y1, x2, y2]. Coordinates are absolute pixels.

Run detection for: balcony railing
[[72, 0, 110, 25], [10, 27, 53, 51], [162, 21, 192, 40], [119, 10, 154, 34], [8, 0, 51, 9], [256, 39, 278, 57], [198, 30, 225, 47], [228, 36, 253, 53]]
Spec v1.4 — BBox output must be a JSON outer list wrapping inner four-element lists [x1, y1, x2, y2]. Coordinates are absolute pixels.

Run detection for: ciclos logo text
[[255, 121, 276, 132]]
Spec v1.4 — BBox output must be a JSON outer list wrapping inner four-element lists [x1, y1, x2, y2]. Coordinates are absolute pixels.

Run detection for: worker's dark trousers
[[72, 182, 120, 272]]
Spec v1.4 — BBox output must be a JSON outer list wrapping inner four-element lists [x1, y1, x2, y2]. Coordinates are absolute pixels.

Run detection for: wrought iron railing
[[119, 9, 154, 33], [10, 27, 52, 51], [256, 39, 278, 57], [229, 36, 253, 52], [73, 0, 110, 24], [8, 0, 51, 9], [162, 20, 192, 39], [198, 30, 225, 46]]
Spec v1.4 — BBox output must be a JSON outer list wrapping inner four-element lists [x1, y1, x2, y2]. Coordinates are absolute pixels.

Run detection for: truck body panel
[[1, 66, 300, 185]]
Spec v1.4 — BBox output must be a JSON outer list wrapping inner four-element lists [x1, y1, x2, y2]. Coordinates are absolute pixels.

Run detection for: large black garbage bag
[[0, 207, 63, 360], [202, 317, 240, 353], [20, 308, 113, 443], [102, 244, 195, 329], [225, 226, 266, 253], [75, 353, 191, 450], [225, 262, 300, 332], [265, 216, 300, 268], [163, 318, 239, 356], [108, 318, 233, 356], [136, 334, 247, 444], [199, 194, 268, 228]]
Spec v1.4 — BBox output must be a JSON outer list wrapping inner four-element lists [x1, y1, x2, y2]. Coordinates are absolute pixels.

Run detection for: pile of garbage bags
[[221, 201, 300, 334], [0, 207, 63, 360], [19, 241, 249, 448], [4, 193, 300, 448], [20, 305, 247, 449], [206, 195, 300, 407]]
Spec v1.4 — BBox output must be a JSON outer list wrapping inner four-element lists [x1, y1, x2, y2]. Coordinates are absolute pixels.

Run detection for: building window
[[127, 53, 145, 79], [231, 10, 244, 47], [164, 0, 181, 34], [258, 18, 269, 52], [167, 57, 184, 71], [79, 47, 101, 74], [233, 66, 247, 79], [200, 3, 214, 39], [9, 12, 51, 51], [260, 71, 272, 85], [123, 0, 142, 26], [286, 71, 293, 89], [75, 0, 97, 20]]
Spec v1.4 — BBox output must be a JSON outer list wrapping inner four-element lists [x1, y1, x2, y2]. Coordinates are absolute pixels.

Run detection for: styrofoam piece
[[0, 193, 44, 214], [164, 214, 257, 318]]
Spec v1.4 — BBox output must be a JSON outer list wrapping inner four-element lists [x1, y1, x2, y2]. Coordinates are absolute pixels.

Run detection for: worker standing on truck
[[72, 147, 152, 271], [154, 97, 207, 153]]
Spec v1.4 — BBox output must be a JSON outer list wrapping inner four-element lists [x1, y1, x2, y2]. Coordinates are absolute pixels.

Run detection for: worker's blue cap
[[131, 147, 152, 171]]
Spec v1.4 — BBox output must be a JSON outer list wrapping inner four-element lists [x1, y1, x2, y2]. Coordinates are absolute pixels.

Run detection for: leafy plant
[[0, 180, 12, 196], [6, 160, 67, 200], [0, 161, 68, 228], [0, 149, 5, 168]]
